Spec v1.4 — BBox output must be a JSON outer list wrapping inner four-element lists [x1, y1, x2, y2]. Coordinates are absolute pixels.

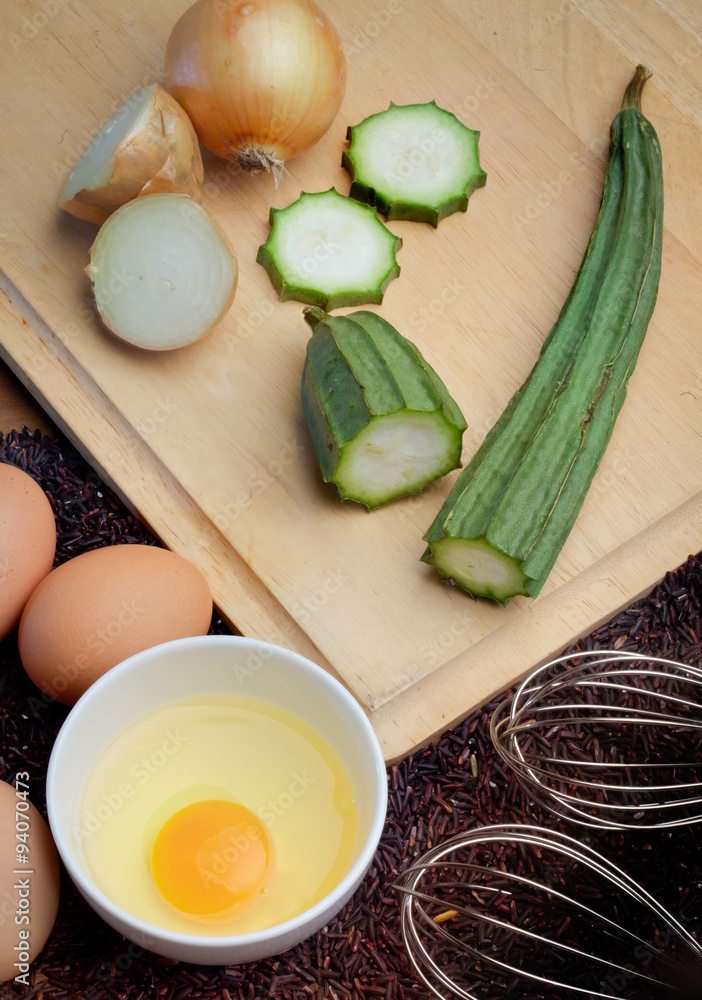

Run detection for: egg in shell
[[0, 463, 56, 641], [18, 543, 213, 705], [0, 778, 60, 982]]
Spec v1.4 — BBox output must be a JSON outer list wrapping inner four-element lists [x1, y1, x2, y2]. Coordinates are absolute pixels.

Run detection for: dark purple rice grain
[[2, 428, 702, 999]]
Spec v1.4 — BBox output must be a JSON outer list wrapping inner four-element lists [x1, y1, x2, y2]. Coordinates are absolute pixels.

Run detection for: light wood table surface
[[1, 364, 54, 437], [2, 0, 702, 761]]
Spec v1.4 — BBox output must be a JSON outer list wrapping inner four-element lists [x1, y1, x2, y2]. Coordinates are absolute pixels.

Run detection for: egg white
[[78, 695, 358, 935]]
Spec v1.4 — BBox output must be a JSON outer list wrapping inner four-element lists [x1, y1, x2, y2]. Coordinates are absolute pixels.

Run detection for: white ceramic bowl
[[47, 635, 387, 965]]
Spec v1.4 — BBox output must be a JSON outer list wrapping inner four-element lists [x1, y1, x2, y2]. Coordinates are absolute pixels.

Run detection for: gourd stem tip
[[622, 64, 652, 112]]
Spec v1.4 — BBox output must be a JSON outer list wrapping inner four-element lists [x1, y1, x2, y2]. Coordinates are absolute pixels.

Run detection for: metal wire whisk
[[394, 823, 702, 1000], [490, 650, 702, 830]]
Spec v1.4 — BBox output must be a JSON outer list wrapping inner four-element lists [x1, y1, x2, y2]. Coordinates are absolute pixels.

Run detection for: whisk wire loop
[[396, 824, 702, 1000], [403, 896, 662, 1000], [398, 871, 673, 986], [490, 650, 702, 830]]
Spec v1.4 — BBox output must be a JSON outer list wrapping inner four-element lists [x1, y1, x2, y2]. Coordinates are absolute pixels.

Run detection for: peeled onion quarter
[[59, 84, 204, 225], [86, 193, 238, 350]]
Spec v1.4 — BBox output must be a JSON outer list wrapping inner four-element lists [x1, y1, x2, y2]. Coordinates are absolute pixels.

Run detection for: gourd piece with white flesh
[[422, 65, 663, 603], [342, 101, 486, 227], [86, 193, 238, 351], [301, 307, 467, 510], [256, 188, 401, 311]]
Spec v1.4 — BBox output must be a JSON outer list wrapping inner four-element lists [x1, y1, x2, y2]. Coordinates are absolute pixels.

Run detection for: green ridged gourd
[[422, 66, 663, 602], [301, 308, 467, 509]]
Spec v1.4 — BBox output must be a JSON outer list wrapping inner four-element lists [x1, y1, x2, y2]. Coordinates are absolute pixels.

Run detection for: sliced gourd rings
[[343, 100, 486, 227], [256, 188, 401, 311], [85, 193, 238, 351], [59, 84, 204, 225]]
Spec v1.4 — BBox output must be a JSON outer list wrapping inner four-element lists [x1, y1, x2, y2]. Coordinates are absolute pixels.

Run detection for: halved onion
[[85, 193, 237, 351], [59, 85, 204, 225]]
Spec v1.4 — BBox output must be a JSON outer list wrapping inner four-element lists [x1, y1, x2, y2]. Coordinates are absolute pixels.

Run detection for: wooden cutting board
[[2, 0, 702, 762]]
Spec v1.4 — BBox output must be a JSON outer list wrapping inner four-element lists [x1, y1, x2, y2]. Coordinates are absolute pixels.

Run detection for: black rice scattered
[[2, 427, 702, 1000]]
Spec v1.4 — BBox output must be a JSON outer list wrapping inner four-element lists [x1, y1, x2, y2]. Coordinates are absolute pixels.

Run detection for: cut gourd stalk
[[425, 537, 528, 603], [342, 101, 486, 226], [302, 307, 466, 509], [59, 84, 203, 225], [85, 193, 237, 351], [257, 188, 401, 311], [422, 66, 663, 603]]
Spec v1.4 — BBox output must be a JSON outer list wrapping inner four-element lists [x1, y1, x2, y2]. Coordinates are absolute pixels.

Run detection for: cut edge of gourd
[[332, 409, 464, 510], [421, 536, 530, 604]]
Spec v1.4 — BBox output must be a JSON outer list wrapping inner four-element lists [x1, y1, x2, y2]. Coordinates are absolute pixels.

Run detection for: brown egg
[[18, 544, 213, 705], [0, 463, 56, 641], [0, 778, 60, 982]]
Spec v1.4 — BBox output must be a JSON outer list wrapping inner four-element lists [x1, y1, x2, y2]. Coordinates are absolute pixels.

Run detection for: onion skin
[[165, 0, 347, 168], [59, 85, 204, 225]]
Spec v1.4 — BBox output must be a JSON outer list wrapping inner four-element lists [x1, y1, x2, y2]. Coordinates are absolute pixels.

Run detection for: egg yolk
[[151, 800, 270, 916]]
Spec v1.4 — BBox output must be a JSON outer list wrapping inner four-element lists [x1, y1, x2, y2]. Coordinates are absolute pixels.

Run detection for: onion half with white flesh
[[86, 193, 237, 351], [59, 85, 204, 225]]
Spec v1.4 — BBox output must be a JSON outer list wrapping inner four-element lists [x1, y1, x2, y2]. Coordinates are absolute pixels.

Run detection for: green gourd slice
[[301, 307, 466, 509], [342, 101, 486, 227], [256, 188, 401, 311], [421, 66, 663, 603]]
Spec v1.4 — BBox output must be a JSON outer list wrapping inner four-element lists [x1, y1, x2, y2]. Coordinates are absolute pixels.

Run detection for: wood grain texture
[[0, 275, 341, 684], [1, 0, 701, 761], [0, 362, 54, 436]]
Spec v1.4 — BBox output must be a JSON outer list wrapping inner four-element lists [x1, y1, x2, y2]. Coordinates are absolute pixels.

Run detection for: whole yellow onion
[[165, 0, 347, 176]]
